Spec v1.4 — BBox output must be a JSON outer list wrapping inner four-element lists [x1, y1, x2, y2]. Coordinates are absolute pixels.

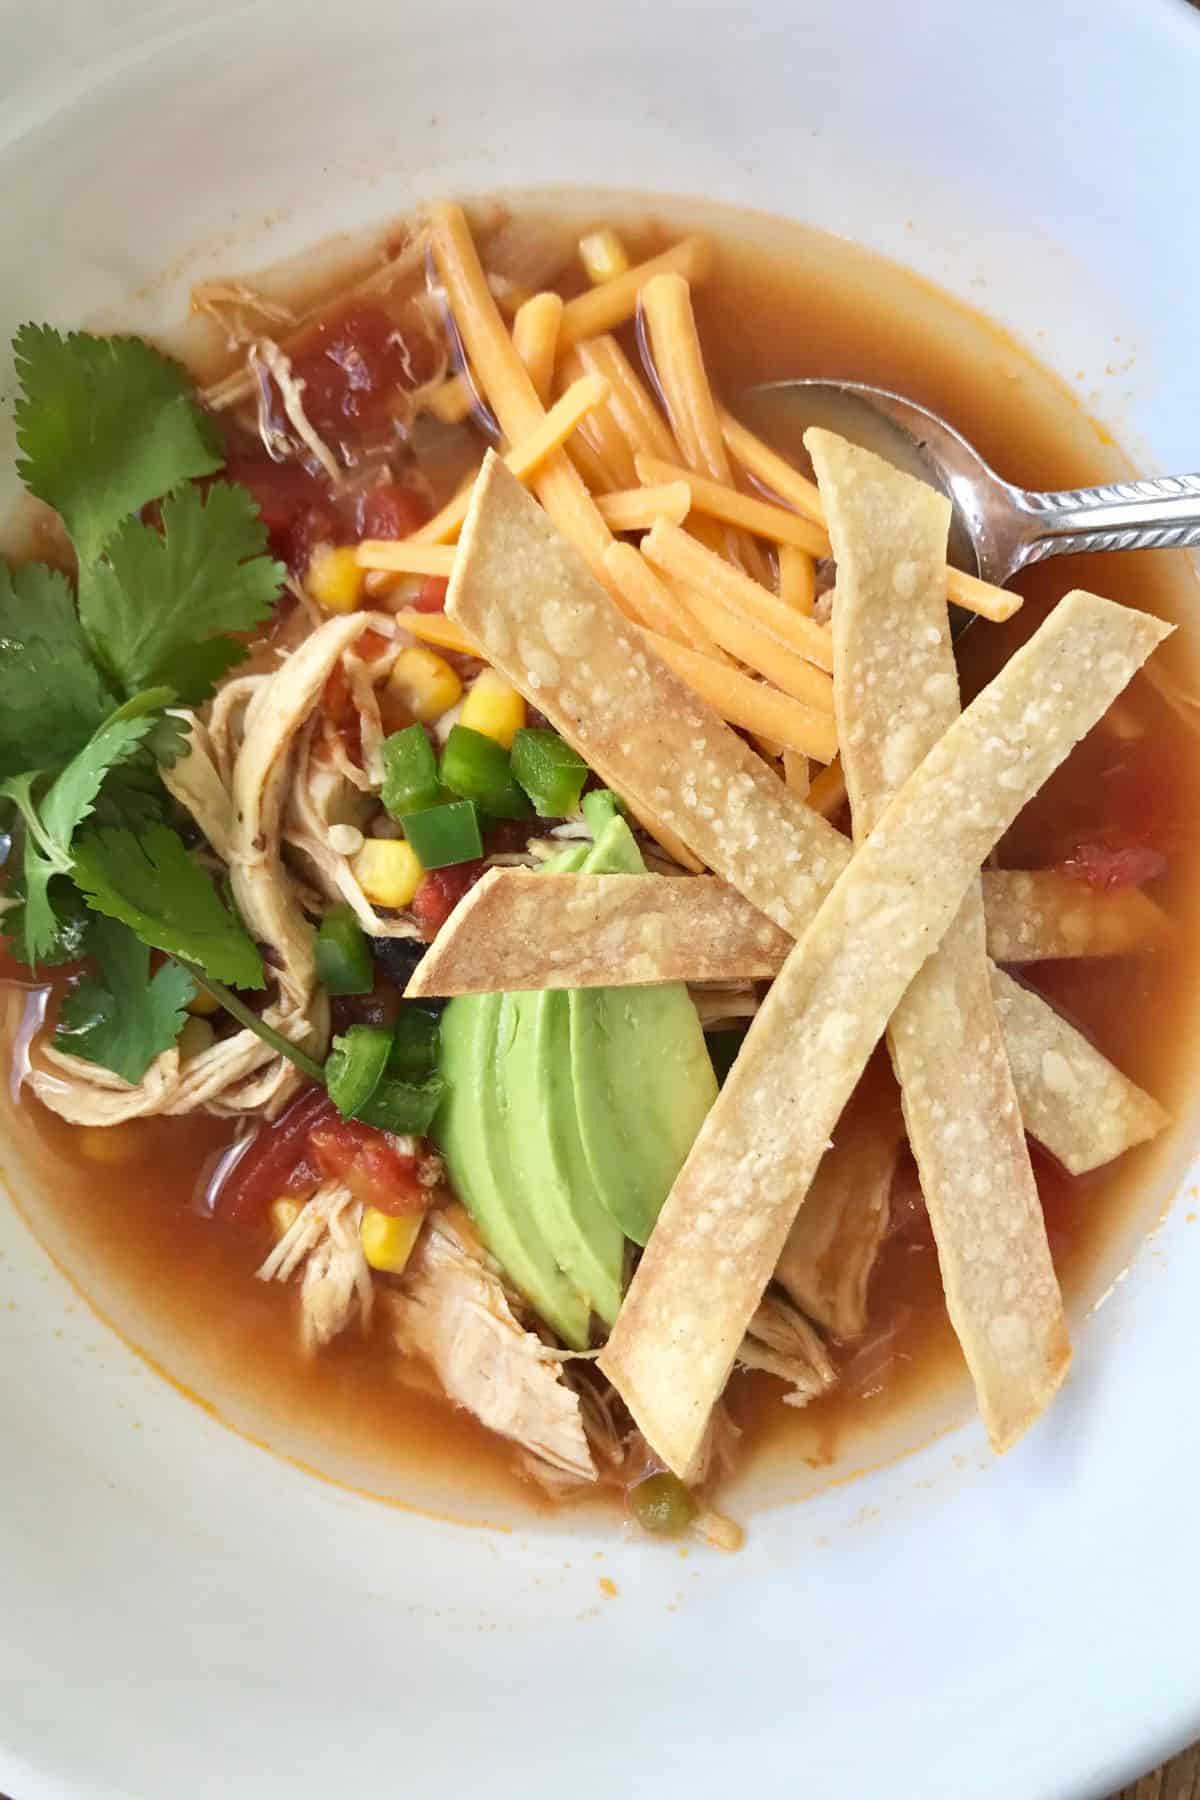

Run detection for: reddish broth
[[4, 194, 1199, 1516]]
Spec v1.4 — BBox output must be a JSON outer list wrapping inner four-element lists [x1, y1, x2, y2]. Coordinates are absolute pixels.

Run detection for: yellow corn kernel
[[269, 1198, 302, 1241], [177, 1017, 216, 1062], [306, 544, 365, 613], [386, 646, 463, 723], [579, 229, 630, 285], [360, 1206, 423, 1275], [353, 838, 424, 909], [459, 669, 526, 749], [186, 985, 221, 1017], [78, 1124, 147, 1165]]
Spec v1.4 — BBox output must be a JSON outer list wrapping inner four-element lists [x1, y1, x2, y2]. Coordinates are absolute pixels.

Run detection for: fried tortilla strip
[[810, 428, 1067, 1449], [982, 869, 1170, 962], [597, 590, 1170, 1475], [990, 967, 1169, 1175], [773, 1076, 905, 1341], [407, 866, 1168, 997], [404, 869, 787, 996], [447, 457, 1167, 1169]]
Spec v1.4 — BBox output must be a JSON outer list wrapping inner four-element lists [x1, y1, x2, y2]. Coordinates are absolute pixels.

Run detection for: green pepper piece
[[401, 800, 483, 869], [358, 1072, 445, 1135], [326, 1023, 393, 1118], [440, 725, 532, 820], [628, 1471, 698, 1538], [381, 724, 441, 820], [316, 905, 374, 996], [510, 728, 588, 819], [388, 1006, 441, 1079]]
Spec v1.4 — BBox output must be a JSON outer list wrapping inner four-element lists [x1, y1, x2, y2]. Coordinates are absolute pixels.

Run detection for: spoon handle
[[1007, 474, 1200, 576]]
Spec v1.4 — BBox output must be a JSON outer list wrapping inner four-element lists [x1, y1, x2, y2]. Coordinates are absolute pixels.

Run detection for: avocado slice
[[436, 984, 592, 1349], [568, 816, 719, 1244]]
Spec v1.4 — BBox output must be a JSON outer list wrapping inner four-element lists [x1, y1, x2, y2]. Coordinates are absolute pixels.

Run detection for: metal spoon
[[734, 379, 1200, 589]]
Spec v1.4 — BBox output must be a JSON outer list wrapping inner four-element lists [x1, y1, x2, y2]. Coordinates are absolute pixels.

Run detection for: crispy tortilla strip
[[982, 869, 1169, 961], [597, 588, 1169, 1475], [810, 428, 1068, 1450], [773, 1076, 904, 1341], [406, 866, 1168, 997], [447, 456, 1168, 1165], [990, 966, 1169, 1175], [404, 869, 787, 997]]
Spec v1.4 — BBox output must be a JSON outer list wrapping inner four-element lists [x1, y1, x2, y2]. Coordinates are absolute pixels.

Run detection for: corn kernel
[[177, 1017, 216, 1062], [360, 1206, 423, 1274], [386, 647, 463, 723], [78, 1124, 147, 1165], [353, 838, 424, 909], [459, 669, 526, 749], [269, 1197, 302, 1241], [186, 985, 221, 1017], [306, 544, 364, 614], [579, 229, 630, 285]]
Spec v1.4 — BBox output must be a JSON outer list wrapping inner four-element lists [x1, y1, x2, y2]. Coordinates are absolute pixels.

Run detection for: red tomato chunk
[[309, 1116, 430, 1215], [1061, 843, 1167, 892], [411, 863, 485, 939]]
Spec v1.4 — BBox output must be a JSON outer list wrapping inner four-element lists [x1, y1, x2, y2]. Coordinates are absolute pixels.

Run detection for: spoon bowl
[[735, 377, 1200, 590]]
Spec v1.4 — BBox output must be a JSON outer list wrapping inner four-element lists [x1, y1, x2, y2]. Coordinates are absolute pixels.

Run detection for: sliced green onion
[[381, 724, 441, 820], [582, 787, 620, 836], [388, 1006, 441, 1079], [401, 800, 483, 869], [440, 725, 532, 820], [510, 728, 588, 819], [316, 904, 374, 996], [326, 1024, 392, 1118], [358, 1072, 445, 1134]]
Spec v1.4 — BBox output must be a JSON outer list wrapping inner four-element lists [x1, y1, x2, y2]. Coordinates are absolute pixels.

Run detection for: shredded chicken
[[191, 280, 298, 353], [256, 1180, 373, 1350], [250, 337, 342, 488], [384, 1207, 596, 1488], [285, 717, 422, 941], [159, 710, 236, 862], [739, 1293, 838, 1409]]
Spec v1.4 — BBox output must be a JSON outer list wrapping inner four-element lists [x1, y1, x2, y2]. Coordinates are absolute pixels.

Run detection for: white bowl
[[2, 2, 1199, 1795]]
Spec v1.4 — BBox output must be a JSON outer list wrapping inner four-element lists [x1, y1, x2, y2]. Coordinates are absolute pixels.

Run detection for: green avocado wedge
[[435, 984, 592, 1349], [568, 815, 718, 1245]]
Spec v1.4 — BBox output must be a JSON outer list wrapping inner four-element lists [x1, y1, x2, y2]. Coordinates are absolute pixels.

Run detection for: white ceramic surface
[[2, 2, 1200, 1795]]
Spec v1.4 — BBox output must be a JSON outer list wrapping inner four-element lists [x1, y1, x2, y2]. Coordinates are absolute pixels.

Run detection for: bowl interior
[[2, 3, 1200, 1797]]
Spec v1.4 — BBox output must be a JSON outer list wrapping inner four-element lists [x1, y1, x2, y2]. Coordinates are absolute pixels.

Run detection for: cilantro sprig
[[2, 325, 281, 1080]]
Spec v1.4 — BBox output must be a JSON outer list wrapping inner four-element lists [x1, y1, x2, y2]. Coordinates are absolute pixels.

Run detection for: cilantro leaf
[[72, 823, 265, 989], [53, 916, 195, 1083], [79, 483, 281, 704], [0, 874, 91, 969], [0, 632, 112, 779], [13, 327, 223, 567], [0, 559, 93, 662], [0, 691, 171, 963]]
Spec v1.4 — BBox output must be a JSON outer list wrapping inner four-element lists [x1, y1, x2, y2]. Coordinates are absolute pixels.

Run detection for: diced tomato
[[411, 862, 486, 940], [215, 1085, 334, 1226], [1061, 843, 1167, 892], [308, 1116, 430, 1215], [222, 448, 336, 566], [412, 576, 449, 614], [287, 303, 441, 437], [357, 479, 431, 542]]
